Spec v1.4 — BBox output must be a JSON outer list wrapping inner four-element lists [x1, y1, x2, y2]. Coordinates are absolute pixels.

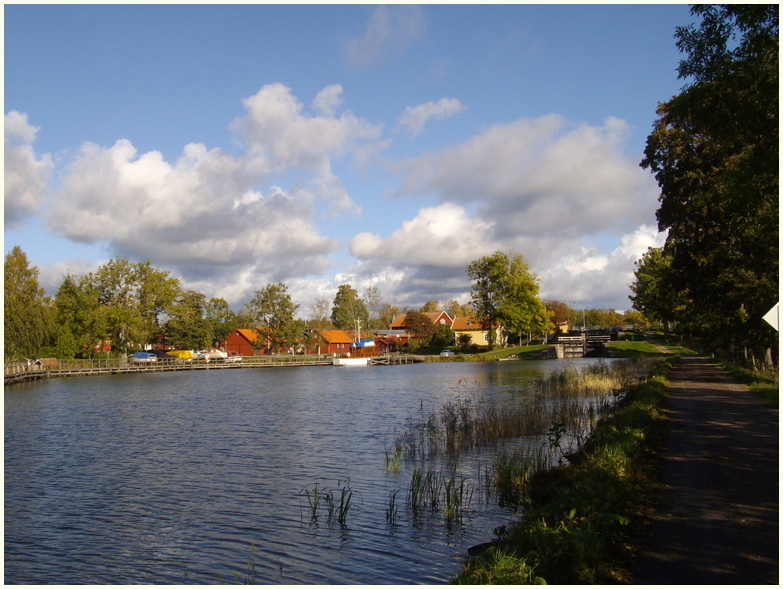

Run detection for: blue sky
[[5, 4, 692, 314]]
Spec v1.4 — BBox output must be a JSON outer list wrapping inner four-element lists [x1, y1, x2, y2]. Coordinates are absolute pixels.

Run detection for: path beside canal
[[633, 356, 779, 584]]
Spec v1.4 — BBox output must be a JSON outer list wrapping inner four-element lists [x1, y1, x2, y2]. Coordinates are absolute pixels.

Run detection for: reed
[[385, 489, 399, 523], [384, 445, 403, 472], [488, 446, 553, 508], [443, 471, 474, 521], [321, 479, 355, 524], [300, 482, 322, 521], [389, 358, 655, 463]]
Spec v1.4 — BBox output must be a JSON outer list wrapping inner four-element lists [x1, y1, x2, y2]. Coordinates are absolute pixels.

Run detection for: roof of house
[[235, 328, 260, 342], [451, 316, 484, 331], [389, 311, 453, 329], [319, 329, 354, 344]]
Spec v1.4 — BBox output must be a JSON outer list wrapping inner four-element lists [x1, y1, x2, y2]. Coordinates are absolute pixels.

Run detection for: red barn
[[221, 329, 263, 356]]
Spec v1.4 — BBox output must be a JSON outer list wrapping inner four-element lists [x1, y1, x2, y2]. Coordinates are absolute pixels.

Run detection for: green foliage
[[377, 302, 399, 330], [165, 291, 212, 350], [403, 309, 436, 346], [205, 297, 238, 346], [331, 284, 369, 330], [84, 258, 181, 354], [430, 323, 456, 351], [629, 248, 687, 335], [467, 251, 550, 347], [4, 246, 53, 359], [456, 333, 473, 351], [49, 274, 106, 358], [246, 282, 301, 354], [641, 5, 778, 355], [420, 300, 440, 312]]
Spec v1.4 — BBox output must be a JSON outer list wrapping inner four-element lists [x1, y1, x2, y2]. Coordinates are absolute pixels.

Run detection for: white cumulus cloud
[[44, 84, 387, 301], [392, 114, 659, 239], [350, 115, 663, 309], [5, 111, 53, 228], [395, 98, 466, 138]]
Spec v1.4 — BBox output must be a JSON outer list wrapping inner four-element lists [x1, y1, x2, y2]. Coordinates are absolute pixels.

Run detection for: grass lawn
[[476, 345, 550, 360], [608, 340, 665, 357]]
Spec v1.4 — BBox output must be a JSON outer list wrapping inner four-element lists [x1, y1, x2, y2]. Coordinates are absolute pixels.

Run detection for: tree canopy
[[640, 5, 778, 355], [4, 246, 53, 359], [331, 284, 369, 331], [246, 282, 301, 354], [467, 250, 549, 347]]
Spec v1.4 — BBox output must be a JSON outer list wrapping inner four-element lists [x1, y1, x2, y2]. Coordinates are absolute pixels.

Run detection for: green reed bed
[[405, 466, 475, 522], [388, 359, 657, 463], [299, 479, 357, 525], [453, 357, 675, 584]]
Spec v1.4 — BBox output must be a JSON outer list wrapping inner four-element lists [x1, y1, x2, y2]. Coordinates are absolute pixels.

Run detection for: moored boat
[[332, 356, 370, 366]]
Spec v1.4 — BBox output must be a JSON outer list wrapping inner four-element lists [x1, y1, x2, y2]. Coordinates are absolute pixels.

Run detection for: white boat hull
[[332, 357, 370, 366]]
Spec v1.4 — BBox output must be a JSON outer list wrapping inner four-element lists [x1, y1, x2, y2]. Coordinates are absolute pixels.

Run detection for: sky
[[4, 3, 693, 316]]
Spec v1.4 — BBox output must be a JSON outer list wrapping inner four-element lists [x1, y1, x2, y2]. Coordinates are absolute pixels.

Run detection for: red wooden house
[[221, 328, 263, 356]]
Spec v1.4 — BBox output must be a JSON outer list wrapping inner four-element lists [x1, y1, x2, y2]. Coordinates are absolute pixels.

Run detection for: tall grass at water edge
[[383, 358, 660, 524], [454, 356, 676, 584], [387, 358, 658, 462]]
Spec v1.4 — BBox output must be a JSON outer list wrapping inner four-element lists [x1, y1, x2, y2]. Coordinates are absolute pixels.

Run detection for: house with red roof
[[389, 311, 453, 330], [452, 316, 506, 347]]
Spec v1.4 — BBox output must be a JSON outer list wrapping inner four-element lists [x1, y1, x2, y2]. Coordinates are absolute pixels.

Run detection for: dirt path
[[633, 356, 779, 584]]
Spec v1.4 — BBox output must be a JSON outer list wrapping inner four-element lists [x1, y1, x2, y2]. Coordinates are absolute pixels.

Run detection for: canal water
[[5, 358, 607, 584]]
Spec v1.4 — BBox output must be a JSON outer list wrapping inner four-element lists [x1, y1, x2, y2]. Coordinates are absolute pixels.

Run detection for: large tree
[[205, 297, 238, 346], [331, 284, 369, 331], [467, 251, 549, 348], [629, 247, 688, 336], [4, 246, 53, 359], [246, 282, 301, 354], [362, 285, 387, 330], [48, 274, 106, 358], [308, 296, 332, 330], [165, 291, 212, 350], [641, 5, 778, 355], [86, 258, 181, 355]]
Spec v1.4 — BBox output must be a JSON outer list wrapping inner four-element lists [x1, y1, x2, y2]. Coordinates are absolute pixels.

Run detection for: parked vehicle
[[130, 352, 157, 364], [439, 350, 456, 357]]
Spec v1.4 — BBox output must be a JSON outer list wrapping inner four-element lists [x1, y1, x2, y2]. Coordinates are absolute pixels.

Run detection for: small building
[[221, 328, 263, 356], [452, 316, 506, 347], [373, 330, 410, 353], [315, 330, 355, 355]]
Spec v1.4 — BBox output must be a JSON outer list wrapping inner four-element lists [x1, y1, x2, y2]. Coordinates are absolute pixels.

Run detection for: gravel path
[[633, 356, 779, 584]]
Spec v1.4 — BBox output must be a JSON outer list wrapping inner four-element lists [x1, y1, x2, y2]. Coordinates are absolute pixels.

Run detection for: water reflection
[[5, 359, 610, 584]]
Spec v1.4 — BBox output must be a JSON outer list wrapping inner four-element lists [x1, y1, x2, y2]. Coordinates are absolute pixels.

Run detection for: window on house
[[483, 333, 488, 343]]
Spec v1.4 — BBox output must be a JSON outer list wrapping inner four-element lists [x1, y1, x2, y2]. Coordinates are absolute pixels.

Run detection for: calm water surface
[[5, 359, 605, 584]]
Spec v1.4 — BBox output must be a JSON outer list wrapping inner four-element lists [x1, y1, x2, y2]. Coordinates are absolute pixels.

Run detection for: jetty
[[4, 354, 425, 384]]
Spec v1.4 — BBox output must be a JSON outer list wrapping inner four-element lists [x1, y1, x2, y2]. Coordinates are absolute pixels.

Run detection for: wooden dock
[[4, 354, 424, 385]]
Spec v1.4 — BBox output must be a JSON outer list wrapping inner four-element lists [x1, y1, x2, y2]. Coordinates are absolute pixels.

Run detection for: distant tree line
[[5, 245, 645, 361], [631, 5, 778, 367]]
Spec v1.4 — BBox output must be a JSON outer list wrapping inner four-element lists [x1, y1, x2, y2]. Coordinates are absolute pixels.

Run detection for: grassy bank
[[713, 360, 779, 407], [454, 357, 676, 584]]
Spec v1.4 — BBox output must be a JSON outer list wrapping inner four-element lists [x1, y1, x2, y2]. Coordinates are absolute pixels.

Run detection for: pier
[[4, 354, 426, 384]]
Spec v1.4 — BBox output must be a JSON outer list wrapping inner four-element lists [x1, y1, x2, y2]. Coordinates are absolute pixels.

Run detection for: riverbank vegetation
[[454, 356, 675, 584]]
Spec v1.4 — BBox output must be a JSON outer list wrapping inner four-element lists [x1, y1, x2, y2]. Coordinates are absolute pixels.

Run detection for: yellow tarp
[[166, 350, 192, 359]]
